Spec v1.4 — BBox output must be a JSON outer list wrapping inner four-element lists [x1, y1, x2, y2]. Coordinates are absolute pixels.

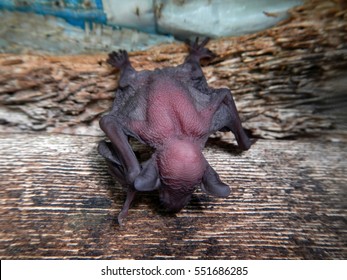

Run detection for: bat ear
[[201, 165, 230, 197], [134, 159, 160, 192], [98, 140, 121, 165]]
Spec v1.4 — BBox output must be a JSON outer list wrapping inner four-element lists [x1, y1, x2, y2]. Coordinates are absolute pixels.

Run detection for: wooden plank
[[0, 133, 346, 259]]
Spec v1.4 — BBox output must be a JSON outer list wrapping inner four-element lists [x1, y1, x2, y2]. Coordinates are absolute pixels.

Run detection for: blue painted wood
[[0, 0, 107, 28]]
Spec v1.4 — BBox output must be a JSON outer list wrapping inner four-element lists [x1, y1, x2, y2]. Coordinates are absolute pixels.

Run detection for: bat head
[[157, 139, 207, 212]]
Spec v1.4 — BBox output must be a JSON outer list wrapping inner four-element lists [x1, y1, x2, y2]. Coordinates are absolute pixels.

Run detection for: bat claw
[[185, 37, 216, 61], [107, 50, 130, 69]]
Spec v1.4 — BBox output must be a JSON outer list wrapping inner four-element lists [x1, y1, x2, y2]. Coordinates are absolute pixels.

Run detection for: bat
[[98, 38, 252, 224]]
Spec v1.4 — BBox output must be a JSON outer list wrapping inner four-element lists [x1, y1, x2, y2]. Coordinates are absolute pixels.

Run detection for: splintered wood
[[0, 0, 346, 138]]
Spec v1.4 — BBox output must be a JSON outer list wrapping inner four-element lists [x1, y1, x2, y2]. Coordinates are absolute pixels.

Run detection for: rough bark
[[0, 0, 346, 138], [0, 134, 346, 259]]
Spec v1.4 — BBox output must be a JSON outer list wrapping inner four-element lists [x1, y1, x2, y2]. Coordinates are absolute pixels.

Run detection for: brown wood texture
[[0, 133, 346, 259], [0, 0, 346, 139]]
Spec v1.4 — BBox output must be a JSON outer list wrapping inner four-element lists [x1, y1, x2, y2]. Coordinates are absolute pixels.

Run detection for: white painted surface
[[102, 0, 156, 33], [156, 0, 303, 38]]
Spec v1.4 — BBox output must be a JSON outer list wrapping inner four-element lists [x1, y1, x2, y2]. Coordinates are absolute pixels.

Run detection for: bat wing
[[208, 88, 252, 150]]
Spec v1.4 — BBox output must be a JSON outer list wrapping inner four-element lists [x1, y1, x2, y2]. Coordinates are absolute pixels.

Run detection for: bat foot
[[185, 37, 216, 61], [107, 50, 130, 69]]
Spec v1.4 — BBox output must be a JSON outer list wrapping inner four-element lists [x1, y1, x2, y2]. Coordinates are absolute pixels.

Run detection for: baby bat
[[98, 38, 252, 224]]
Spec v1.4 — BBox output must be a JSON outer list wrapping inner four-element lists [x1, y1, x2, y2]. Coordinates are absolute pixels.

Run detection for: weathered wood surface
[[0, 133, 346, 259], [0, 0, 346, 139]]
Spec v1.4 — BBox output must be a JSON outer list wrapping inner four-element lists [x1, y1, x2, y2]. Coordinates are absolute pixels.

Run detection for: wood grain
[[0, 133, 346, 259]]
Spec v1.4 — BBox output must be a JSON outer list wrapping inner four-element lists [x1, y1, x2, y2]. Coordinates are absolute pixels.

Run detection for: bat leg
[[99, 115, 141, 184], [201, 164, 230, 197], [118, 186, 137, 226], [107, 50, 136, 88]]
